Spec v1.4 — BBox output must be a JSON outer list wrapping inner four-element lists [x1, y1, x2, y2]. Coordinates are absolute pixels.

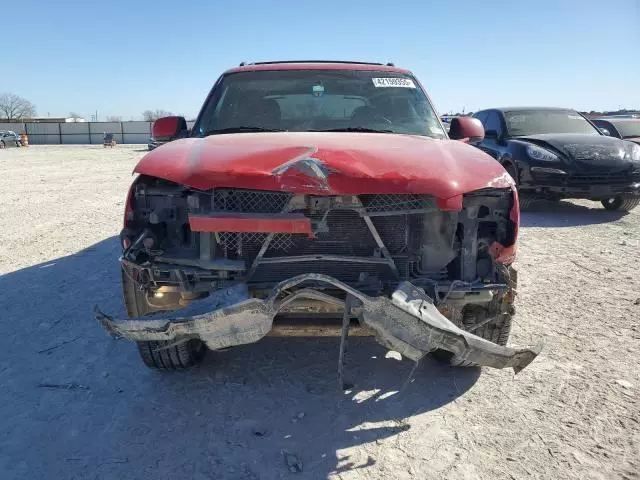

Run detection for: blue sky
[[2, 0, 638, 120]]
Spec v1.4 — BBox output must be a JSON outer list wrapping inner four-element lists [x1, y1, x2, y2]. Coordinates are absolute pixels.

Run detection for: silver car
[[0, 131, 21, 148]]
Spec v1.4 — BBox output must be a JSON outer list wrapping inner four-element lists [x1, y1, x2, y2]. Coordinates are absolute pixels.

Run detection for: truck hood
[[134, 132, 512, 199], [512, 133, 635, 170]]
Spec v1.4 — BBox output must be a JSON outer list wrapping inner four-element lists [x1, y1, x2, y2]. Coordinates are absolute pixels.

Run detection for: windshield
[[194, 69, 446, 139], [613, 121, 640, 138], [504, 110, 599, 136]]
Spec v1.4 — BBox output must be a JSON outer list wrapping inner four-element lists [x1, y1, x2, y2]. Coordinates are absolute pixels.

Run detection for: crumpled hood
[[134, 132, 512, 199], [513, 133, 634, 169]]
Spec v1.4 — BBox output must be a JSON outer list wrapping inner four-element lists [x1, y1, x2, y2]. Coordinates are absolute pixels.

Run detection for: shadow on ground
[[520, 200, 628, 228], [0, 237, 480, 480]]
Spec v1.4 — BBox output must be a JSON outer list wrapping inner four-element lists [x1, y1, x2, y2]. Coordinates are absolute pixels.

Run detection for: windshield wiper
[[204, 126, 284, 136], [313, 127, 395, 134]]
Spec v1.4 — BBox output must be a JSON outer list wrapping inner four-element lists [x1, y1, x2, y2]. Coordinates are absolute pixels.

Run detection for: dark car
[[591, 118, 640, 145], [0, 130, 22, 148], [471, 107, 640, 211], [147, 137, 166, 150]]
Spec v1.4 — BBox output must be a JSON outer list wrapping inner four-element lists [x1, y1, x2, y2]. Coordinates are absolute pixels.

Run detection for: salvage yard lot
[[0, 145, 638, 479]]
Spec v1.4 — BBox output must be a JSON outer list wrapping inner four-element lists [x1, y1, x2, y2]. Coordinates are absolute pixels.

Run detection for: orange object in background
[[19, 133, 29, 146]]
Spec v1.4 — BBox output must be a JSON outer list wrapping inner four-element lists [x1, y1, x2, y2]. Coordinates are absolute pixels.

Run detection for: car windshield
[[504, 110, 600, 136], [195, 69, 446, 139], [612, 121, 640, 138]]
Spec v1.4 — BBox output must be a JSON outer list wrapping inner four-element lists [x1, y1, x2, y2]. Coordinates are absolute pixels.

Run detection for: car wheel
[[432, 307, 512, 367], [121, 269, 206, 370], [601, 195, 640, 212], [518, 196, 537, 211], [0, 141, 5, 149], [504, 162, 534, 210], [504, 163, 518, 184]]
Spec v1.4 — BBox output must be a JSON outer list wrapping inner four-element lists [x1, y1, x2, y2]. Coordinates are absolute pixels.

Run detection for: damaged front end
[[96, 273, 539, 373], [96, 176, 540, 373]]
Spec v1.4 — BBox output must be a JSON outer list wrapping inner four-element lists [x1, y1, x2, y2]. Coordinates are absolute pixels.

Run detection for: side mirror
[[598, 127, 611, 136], [449, 117, 485, 143], [152, 116, 188, 142]]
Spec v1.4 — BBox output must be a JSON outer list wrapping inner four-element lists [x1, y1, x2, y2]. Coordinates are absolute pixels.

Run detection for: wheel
[[432, 307, 512, 367], [601, 195, 640, 212], [504, 163, 518, 184], [0, 141, 5, 149], [121, 269, 206, 370], [518, 196, 536, 211], [504, 162, 534, 210]]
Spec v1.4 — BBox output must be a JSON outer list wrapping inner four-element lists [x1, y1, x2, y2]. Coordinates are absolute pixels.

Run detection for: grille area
[[207, 190, 438, 286], [211, 189, 291, 213], [359, 194, 435, 212], [567, 170, 638, 185], [533, 169, 638, 186]]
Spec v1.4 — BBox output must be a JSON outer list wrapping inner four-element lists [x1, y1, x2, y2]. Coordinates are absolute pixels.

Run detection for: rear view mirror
[[448, 117, 485, 143], [152, 116, 188, 141]]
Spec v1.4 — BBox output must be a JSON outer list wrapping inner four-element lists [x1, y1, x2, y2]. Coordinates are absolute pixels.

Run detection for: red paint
[[189, 213, 313, 236], [436, 195, 463, 211], [134, 132, 512, 210], [152, 116, 186, 140], [448, 117, 485, 143], [489, 241, 517, 265]]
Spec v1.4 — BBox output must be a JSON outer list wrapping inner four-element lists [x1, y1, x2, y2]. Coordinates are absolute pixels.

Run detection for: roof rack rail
[[243, 60, 387, 66]]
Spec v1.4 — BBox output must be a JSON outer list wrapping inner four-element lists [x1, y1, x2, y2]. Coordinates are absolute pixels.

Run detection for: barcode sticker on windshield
[[372, 78, 416, 88]]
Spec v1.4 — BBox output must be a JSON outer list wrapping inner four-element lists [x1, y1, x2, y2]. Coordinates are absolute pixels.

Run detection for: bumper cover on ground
[[95, 274, 541, 373]]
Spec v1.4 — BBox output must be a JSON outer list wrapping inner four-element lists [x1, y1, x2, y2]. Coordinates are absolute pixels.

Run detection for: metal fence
[[0, 121, 155, 145]]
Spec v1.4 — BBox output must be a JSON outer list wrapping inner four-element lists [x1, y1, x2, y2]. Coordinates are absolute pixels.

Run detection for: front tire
[[121, 269, 206, 370], [601, 195, 640, 212]]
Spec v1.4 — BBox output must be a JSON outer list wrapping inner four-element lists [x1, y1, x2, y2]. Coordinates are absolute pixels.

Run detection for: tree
[[142, 109, 172, 121], [68, 111, 81, 118], [106, 116, 122, 122], [0, 93, 36, 120]]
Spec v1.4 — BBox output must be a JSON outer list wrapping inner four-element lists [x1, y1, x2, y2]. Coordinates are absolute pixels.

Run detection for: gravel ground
[[0, 145, 638, 480]]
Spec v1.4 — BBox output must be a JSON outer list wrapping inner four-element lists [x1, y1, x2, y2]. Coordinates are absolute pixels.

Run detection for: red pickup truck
[[95, 61, 539, 376]]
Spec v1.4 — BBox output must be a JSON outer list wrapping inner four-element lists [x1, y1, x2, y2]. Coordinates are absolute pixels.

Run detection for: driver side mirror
[[448, 117, 484, 143], [598, 127, 611, 136], [152, 116, 188, 142]]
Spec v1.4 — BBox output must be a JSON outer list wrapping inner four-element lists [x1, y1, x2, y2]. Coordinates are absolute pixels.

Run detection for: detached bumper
[[95, 274, 541, 373]]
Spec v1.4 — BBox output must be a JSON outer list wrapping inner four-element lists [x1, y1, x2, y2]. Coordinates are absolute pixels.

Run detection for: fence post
[[121, 121, 124, 144], [59, 122, 62, 145], [88, 122, 92, 144]]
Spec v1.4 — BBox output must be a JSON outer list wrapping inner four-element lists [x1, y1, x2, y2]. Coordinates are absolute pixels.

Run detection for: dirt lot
[[0, 145, 638, 480]]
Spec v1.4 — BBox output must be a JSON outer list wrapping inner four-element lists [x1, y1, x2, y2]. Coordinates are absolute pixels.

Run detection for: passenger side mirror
[[448, 117, 485, 143], [152, 116, 188, 142]]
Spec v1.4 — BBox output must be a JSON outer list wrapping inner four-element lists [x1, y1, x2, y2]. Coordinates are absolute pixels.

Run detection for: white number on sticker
[[372, 78, 416, 88]]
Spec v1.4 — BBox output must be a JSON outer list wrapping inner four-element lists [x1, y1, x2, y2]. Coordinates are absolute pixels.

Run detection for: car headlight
[[630, 143, 640, 163], [526, 144, 559, 162]]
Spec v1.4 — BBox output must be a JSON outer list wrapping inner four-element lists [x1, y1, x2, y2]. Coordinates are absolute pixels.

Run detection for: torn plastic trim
[[94, 274, 540, 373]]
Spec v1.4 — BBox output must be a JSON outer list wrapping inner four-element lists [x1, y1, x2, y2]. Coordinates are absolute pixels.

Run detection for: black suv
[[471, 107, 640, 211]]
